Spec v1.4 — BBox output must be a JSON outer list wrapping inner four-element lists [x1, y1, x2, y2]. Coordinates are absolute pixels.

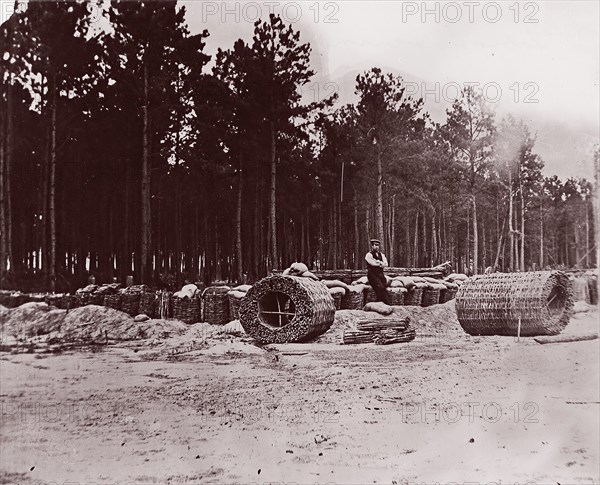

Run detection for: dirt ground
[[1, 303, 599, 485]]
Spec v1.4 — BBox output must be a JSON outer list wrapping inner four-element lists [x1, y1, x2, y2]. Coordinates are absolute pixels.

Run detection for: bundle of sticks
[[343, 316, 416, 345]]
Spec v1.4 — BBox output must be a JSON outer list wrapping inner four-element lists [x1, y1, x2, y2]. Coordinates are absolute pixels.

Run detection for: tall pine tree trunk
[[472, 194, 478, 274], [141, 64, 151, 284], [539, 200, 544, 269], [413, 211, 419, 266], [519, 177, 525, 271], [1, 19, 14, 278], [376, 148, 384, 242], [48, 74, 57, 292], [431, 210, 437, 266], [508, 169, 514, 272], [585, 203, 590, 267], [390, 197, 395, 265], [494, 209, 508, 271], [354, 197, 359, 268], [235, 156, 243, 282], [405, 214, 410, 267], [269, 123, 277, 270], [0, 79, 6, 276]]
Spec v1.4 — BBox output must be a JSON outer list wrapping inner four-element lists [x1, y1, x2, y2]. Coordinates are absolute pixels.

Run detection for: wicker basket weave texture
[[138, 292, 157, 318], [228, 293, 243, 320], [203, 286, 230, 325], [103, 294, 122, 311], [239, 275, 335, 344], [172, 295, 202, 324], [341, 290, 364, 310], [455, 271, 573, 336], [387, 288, 405, 306], [404, 287, 423, 306], [120, 293, 140, 316], [442, 287, 458, 303], [421, 287, 440, 307]]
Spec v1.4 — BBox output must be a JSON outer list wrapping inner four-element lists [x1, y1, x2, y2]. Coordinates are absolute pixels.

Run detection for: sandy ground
[[1, 305, 599, 485]]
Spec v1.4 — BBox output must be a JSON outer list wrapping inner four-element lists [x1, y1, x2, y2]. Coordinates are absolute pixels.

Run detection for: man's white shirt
[[365, 251, 388, 268]]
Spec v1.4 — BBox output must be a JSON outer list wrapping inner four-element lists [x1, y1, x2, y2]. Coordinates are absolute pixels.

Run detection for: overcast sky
[[183, 0, 599, 180]]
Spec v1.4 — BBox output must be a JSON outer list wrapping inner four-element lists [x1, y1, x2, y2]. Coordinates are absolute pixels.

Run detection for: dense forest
[[0, 1, 598, 292]]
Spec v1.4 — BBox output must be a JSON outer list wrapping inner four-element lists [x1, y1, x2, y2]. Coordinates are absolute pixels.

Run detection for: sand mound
[[129, 318, 189, 340], [139, 321, 256, 359], [59, 305, 188, 342], [393, 300, 463, 338], [0, 302, 66, 338]]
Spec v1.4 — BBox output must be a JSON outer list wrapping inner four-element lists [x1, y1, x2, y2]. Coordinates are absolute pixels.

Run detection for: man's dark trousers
[[367, 263, 390, 304]]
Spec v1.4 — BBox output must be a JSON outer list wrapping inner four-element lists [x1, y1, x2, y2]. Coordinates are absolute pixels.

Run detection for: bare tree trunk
[[140, 64, 151, 284], [390, 196, 395, 265], [269, 123, 277, 270], [493, 209, 508, 271], [413, 212, 419, 266], [508, 169, 514, 272], [305, 204, 310, 267], [338, 192, 343, 267], [1, 20, 14, 278], [405, 214, 411, 267], [332, 197, 338, 268], [235, 156, 243, 282], [472, 195, 478, 274], [466, 204, 470, 273], [376, 148, 384, 242], [431, 210, 437, 266], [519, 177, 525, 271], [585, 202, 590, 268], [595, 149, 600, 266], [253, 194, 260, 277], [539, 200, 544, 269], [482, 220, 487, 270], [574, 218, 580, 268], [319, 209, 324, 270], [513, 208, 521, 271], [354, 197, 359, 269], [421, 211, 426, 267], [0, 79, 6, 276], [48, 74, 57, 292], [443, 207, 447, 263]]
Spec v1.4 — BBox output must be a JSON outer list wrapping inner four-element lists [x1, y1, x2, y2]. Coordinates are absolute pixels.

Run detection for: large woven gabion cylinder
[[239, 275, 335, 344], [456, 271, 573, 336]]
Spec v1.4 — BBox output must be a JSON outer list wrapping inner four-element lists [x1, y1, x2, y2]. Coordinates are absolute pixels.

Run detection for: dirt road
[[1, 310, 598, 484]]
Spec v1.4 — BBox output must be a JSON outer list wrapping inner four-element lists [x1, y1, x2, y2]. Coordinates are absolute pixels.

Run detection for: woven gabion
[[456, 271, 573, 336], [239, 275, 335, 344], [203, 286, 230, 325]]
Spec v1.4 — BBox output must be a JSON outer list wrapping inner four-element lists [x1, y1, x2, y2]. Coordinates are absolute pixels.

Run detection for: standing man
[[365, 238, 390, 304]]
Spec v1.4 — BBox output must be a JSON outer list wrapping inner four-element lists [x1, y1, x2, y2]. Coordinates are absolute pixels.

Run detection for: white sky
[[183, 0, 599, 180], [2, 0, 596, 178]]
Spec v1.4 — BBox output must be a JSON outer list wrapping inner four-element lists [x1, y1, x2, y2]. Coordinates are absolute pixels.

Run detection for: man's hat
[[370, 238, 381, 244]]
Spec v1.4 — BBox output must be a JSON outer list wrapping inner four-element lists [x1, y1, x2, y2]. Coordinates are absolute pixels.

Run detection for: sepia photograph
[[0, 1, 598, 484]]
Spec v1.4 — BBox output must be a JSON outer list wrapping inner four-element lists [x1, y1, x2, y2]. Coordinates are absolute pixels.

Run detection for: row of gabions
[[1, 270, 575, 343]]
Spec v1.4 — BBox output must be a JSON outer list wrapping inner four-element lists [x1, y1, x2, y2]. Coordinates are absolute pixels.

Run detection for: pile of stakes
[[343, 316, 416, 345]]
